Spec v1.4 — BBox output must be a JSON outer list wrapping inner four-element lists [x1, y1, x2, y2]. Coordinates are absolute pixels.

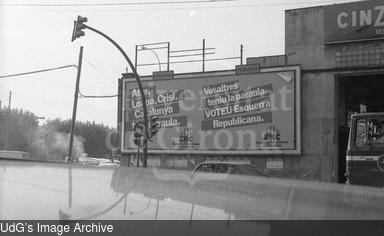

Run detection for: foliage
[[0, 107, 118, 161], [42, 119, 118, 159], [0, 108, 38, 152]]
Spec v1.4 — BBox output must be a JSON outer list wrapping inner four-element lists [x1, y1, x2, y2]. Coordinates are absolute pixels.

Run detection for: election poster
[[121, 66, 301, 154]]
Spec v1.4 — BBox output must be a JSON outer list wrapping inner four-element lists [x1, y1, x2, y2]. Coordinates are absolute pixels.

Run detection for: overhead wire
[[1, 84, 76, 93], [80, 57, 118, 98], [0, 0, 353, 12], [82, 57, 116, 85], [0, 0, 237, 7], [78, 90, 118, 98], [0, 65, 77, 79], [0, 64, 117, 123], [0, 61, 118, 99]]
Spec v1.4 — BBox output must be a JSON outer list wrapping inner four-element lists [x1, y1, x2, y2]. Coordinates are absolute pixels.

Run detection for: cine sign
[[121, 66, 301, 155], [324, 0, 384, 44]]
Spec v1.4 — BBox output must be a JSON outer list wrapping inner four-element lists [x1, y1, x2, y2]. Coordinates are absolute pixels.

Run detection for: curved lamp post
[[141, 46, 161, 71], [72, 17, 149, 167]]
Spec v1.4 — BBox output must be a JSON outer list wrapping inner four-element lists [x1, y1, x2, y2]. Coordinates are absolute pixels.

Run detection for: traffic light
[[134, 131, 143, 147], [149, 116, 160, 140], [133, 121, 145, 147], [71, 16, 88, 42]]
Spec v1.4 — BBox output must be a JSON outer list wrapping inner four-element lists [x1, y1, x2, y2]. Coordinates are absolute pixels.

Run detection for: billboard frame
[[120, 65, 301, 155]]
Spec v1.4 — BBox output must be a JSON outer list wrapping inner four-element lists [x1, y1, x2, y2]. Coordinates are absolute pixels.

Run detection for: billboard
[[121, 66, 301, 155], [324, 0, 384, 44]]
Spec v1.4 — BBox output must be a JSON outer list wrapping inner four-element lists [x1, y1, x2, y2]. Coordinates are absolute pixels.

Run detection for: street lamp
[[140, 46, 161, 71]]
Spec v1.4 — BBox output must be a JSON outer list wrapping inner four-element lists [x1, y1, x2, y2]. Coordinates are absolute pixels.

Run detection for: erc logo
[[263, 125, 281, 141]]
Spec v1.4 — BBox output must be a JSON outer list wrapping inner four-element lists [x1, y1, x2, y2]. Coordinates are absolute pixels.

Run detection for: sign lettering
[[325, 0, 384, 43]]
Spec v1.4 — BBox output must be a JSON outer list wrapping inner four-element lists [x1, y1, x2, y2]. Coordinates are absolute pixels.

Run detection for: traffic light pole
[[84, 25, 149, 167]]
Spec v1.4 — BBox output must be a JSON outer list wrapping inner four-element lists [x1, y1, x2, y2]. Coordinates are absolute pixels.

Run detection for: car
[[98, 162, 119, 167], [192, 161, 269, 177], [78, 156, 119, 167]]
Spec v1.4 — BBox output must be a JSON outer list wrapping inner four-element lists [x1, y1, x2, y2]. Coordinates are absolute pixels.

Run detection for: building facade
[[282, 0, 384, 182]]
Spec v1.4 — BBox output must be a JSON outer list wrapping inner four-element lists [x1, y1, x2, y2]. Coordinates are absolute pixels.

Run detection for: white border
[[121, 65, 301, 155]]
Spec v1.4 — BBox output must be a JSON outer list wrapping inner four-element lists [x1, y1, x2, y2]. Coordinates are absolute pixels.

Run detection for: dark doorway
[[338, 73, 384, 183]]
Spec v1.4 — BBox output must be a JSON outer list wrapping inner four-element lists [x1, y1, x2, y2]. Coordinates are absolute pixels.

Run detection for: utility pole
[[202, 39, 206, 72], [167, 42, 170, 71], [4, 91, 12, 150], [68, 46, 83, 163]]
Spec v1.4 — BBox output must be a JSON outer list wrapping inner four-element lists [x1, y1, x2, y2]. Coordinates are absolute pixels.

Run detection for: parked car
[[98, 162, 119, 167], [193, 161, 268, 177], [78, 156, 119, 167]]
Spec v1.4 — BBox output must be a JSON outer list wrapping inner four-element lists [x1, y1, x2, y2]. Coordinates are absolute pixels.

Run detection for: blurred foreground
[[0, 159, 383, 220]]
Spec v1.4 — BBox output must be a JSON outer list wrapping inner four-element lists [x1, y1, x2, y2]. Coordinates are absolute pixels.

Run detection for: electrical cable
[[0, 63, 117, 100], [0, 65, 77, 79], [78, 60, 118, 98], [78, 89, 118, 98], [1, 1, 354, 14], [82, 57, 116, 85], [0, 0, 236, 7], [0, 0, 353, 11]]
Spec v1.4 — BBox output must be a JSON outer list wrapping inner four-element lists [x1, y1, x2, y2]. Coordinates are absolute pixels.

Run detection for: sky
[[0, 0, 355, 127]]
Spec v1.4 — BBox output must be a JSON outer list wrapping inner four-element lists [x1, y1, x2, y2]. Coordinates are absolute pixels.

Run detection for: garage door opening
[[338, 73, 384, 183]]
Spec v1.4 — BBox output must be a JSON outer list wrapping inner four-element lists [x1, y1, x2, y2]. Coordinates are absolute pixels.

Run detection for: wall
[[246, 6, 337, 182], [285, 6, 329, 70], [284, 4, 384, 182]]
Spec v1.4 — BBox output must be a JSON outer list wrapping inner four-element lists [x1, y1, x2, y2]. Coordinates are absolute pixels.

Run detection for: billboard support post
[[83, 24, 149, 167]]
